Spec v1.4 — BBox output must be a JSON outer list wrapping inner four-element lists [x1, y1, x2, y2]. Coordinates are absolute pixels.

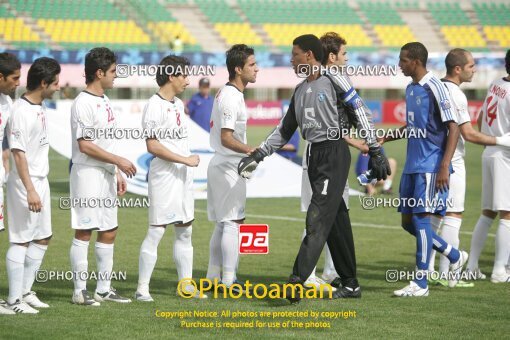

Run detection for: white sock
[[95, 242, 114, 294], [323, 245, 339, 280], [439, 216, 462, 275], [23, 243, 48, 295], [467, 215, 494, 271], [206, 222, 223, 280], [493, 219, 510, 276], [383, 179, 392, 191], [70, 238, 89, 294], [6, 245, 27, 304], [221, 221, 239, 286], [138, 226, 165, 294], [174, 226, 193, 281], [428, 215, 442, 272]]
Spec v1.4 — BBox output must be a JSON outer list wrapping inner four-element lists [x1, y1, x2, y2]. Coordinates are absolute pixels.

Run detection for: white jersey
[[443, 80, 471, 161], [142, 94, 189, 172], [71, 91, 117, 173], [209, 83, 247, 158], [480, 77, 510, 158], [7, 96, 49, 178], [0, 93, 13, 181]]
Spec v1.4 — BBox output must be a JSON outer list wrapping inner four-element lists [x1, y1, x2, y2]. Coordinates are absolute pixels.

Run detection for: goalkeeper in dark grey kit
[[238, 34, 391, 302]]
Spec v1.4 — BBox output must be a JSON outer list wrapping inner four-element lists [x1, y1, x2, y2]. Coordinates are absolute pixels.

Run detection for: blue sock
[[403, 217, 460, 263], [431, 230, 460, 263], [412, 214, 432, 289]]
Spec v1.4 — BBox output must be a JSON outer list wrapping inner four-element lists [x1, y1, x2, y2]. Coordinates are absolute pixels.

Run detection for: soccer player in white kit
[[69, 48, 137, 306], [465, 50, 510, 283], [5, 58, 60, 314], [135, 55, 204, 301], [206, 44, 258, 289], [428, 49, 510, 285], [0, 53, 21, 315]]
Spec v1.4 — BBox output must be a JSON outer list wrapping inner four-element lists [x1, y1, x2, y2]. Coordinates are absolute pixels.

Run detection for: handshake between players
[[238, 145, 391, 181]]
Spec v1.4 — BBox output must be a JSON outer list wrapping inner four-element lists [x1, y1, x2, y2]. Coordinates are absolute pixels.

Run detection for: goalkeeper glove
[[368, 147, 391, 181], [238, 149, 266, 179], [495, 133, 510, 147]]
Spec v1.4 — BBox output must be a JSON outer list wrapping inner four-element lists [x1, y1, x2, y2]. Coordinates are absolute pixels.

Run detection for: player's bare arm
[[116, 171, 127, 196], [221, 128, 254, 155], [460, 122, 496, 145], [77, 138, 137, 177], [345, 136, 369, 153], [11, 149, 41, 212], [477, 109, 483, 131], [146, 138, 199, 167], [437, 121, 459, 192], [379, 125, 408, 145]]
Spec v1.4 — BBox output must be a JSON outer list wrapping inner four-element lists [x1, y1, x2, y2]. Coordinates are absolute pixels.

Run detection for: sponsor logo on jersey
[[440, 99, 451, 111]]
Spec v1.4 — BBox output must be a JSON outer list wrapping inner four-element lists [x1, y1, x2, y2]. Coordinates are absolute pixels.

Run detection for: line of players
[[0, 37, 509, 313]]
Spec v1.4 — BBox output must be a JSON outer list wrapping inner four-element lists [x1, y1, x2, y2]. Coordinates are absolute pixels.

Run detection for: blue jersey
[[403, 72, 457, 174], [187, 92, 214, 132]]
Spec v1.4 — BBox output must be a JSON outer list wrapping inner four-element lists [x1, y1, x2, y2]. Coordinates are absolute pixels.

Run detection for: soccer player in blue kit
[[381, 42, 468, 296]]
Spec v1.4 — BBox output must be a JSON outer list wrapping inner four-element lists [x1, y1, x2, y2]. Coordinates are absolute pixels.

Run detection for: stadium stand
[[0, 0, 507, 52]]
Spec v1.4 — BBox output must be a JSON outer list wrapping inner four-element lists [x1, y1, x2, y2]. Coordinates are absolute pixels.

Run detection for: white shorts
[[149, 160, 194, 225], [301, 168, 350, 212], [0, 185, 4, 232], [70, 164, 118, 231], [446, 158, 465, 213], [7, 175, 52, 243], [207, 154, 246, 222], [481, 154, 510, 211]]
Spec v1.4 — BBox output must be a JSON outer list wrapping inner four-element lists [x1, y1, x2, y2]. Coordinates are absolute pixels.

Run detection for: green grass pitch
[[0, 125, 507, 339]]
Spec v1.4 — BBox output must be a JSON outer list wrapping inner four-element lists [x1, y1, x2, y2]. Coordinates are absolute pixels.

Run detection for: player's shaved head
[[226, 44, 255, 81], [506, 49, 510, 75], [26, 57, 61, 91], [293, 34, 323, 63], [401, 42, 428, 67], [85, 47, 117, 84], [445, 48, 470, 75], [320, 32, 347, 65], [0, 52, 21, 77], [156, 55, 190, 87]]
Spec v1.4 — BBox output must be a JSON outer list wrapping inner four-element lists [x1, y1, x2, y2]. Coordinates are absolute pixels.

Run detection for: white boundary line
[[47, 195, 496, 238]]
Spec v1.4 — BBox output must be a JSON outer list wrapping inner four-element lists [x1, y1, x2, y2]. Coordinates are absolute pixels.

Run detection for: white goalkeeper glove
[[495, 133, 510, 147]]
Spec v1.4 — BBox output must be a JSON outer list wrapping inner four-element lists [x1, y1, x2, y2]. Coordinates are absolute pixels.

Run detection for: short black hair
[[401, 42, 428, 67], [320, 32, 347, 65], [445, 48, 470, 75], [85, 47, 117, 84], [226, 44, 254, 81], [156, 55, 190, 87], [293, 34, 323, 63], [26, 57, 61, 91], [505, 49, 510, 75], [0, 53, 21, 77]]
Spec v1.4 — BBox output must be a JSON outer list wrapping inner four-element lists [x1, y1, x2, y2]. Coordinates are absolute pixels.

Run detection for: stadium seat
[[214, 23, 263, 46], [263, 24, 372, 48], [441, 26, 487, 48]]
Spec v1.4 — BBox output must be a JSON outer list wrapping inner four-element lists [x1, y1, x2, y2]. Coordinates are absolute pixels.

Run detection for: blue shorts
[[398, 173, 450, 216], [355, 147, 385, 176]]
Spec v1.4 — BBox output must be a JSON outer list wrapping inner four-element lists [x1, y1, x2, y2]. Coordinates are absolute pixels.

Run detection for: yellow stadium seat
[[263, 24, 372, 47], [441, 26, 487, 48]]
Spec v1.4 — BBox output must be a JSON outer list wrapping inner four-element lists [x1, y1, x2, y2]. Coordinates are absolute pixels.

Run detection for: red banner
[[246, 100, 283, 125]]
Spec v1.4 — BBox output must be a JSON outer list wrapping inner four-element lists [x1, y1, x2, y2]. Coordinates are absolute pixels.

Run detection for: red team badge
[[239, 224, 269, 254]]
